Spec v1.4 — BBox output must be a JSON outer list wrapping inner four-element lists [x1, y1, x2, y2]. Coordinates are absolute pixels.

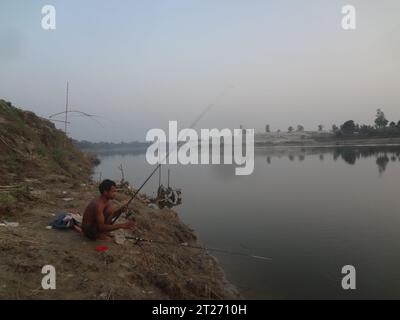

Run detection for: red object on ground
[[95, 245, 109, 252]]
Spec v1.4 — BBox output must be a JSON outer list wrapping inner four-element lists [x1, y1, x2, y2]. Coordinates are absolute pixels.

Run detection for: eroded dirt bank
[[0, 100, 240, 299]]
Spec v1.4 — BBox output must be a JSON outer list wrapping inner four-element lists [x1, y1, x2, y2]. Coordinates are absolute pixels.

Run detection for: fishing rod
[[125, 236, 272, 261], [112, 86, 234, 224]]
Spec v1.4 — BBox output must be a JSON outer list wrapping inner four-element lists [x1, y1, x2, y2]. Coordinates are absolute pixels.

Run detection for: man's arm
[[109, 201, 131, 224], [96, 203, 131, 232]]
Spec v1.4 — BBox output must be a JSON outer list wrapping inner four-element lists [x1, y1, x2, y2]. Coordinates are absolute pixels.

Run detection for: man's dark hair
[[99, 179, 116, 194]]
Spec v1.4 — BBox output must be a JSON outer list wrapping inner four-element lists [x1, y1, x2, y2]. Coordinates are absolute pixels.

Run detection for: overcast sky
[[1, 0, 399, 142]]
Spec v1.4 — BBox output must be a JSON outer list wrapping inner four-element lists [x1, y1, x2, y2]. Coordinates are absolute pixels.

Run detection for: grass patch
[[0, 100, 24, 124], [0, 192, 17, 205], [2, 153, 21, 171], [36, 145, 48, 157], [52, 148, 72, 172]]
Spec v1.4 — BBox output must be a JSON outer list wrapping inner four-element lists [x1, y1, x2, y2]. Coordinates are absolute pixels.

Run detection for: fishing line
[[112, 85, 234, 224], [125, 236, 272, 261]]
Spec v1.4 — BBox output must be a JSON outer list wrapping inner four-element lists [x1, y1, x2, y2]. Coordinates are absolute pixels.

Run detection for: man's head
[[99, 179, 117, 200]]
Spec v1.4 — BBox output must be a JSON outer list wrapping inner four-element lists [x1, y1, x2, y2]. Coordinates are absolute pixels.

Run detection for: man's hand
[[117, 201, 130, 216], [121, 201, 130, 213], [122, 220, 135, 230]]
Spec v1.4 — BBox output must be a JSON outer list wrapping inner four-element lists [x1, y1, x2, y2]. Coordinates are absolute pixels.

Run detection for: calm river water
[[94, 145, 400, 299]]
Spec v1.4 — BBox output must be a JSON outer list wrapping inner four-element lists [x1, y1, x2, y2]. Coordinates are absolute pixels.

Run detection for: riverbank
[[0, 178, 240, 299], [0, 100, 240, 299], [255, 131, 400, 147]]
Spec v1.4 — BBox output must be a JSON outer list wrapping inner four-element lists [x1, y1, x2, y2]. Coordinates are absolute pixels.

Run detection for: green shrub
[[52, 148, 65, 165], [0, 192, 17, 205], [36, 145, 48, 157]]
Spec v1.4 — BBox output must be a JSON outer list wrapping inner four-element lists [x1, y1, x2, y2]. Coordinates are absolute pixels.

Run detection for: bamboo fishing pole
[[112, 86, 234, 224]]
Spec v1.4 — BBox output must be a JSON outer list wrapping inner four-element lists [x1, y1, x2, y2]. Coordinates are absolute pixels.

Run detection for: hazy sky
[[1, 0, 399, 142]]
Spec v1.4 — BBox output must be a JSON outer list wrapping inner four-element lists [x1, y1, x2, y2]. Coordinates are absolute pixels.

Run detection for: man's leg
[[104, 204, 115, 225], [97, 233, 114, 241], [83, 218, 114, 242], [100, 205, 116, 241], [83, 224, 99, 240]]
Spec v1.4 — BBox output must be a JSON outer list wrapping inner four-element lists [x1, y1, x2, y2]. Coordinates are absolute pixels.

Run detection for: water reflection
[[95, 144, 400, 299], [93, 145, 400, 175], [259, 146, 400, 174], [376, 155, 390, 174]]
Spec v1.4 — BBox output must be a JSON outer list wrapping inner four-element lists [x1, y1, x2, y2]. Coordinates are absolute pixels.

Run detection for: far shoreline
[[254, 136, 400, 148]]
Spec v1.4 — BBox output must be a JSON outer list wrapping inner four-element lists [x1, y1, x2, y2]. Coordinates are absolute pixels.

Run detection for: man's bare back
[[82, 180, 135, 241]]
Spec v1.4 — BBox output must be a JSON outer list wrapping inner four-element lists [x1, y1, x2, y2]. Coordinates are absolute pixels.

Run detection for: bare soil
[[0, 178, 240, 300]]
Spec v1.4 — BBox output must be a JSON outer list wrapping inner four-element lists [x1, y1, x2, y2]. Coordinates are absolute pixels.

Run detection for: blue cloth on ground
[[51, 213, 81, 230]]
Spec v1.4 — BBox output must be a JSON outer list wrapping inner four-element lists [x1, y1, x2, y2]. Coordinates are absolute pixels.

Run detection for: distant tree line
[[333, 109, 400, 138], [265, 124, 324, 133], [264, 108, 400, 138], [72, 139, 150, 151]]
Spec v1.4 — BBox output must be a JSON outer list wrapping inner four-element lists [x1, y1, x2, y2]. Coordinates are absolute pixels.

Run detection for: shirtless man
[[82, 179, 135, 241]]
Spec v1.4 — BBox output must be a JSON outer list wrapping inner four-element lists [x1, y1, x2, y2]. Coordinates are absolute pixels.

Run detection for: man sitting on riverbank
[[82, 179, 135, 241]]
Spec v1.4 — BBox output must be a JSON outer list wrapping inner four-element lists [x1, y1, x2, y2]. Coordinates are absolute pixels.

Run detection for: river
[[93, 145, 400, 299]]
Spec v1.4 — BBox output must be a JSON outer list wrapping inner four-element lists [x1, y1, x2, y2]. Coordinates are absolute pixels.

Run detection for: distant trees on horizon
[[264, 108, 400, 138], [73, 139, 150, 150], [334, 109, 400, 138]]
